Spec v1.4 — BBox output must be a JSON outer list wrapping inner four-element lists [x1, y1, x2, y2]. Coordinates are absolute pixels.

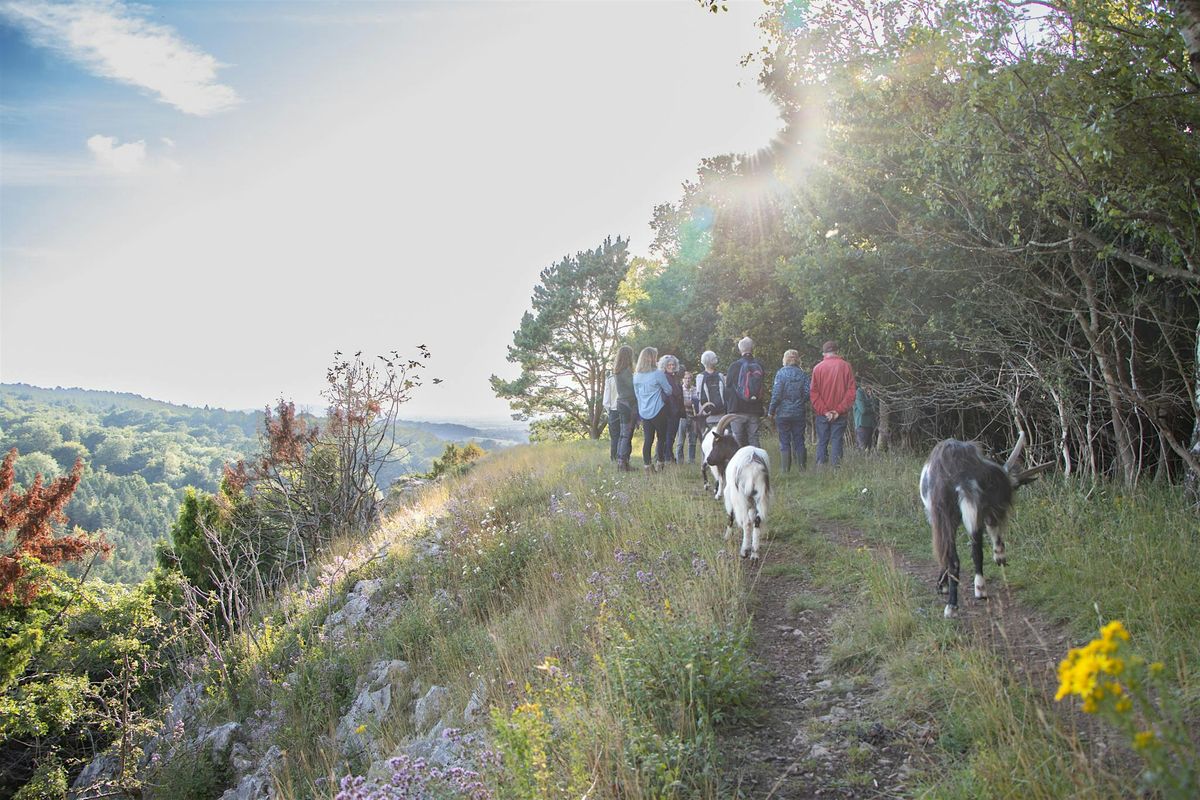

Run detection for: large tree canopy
[[491, 237, 635, 439], [635, 0, 1200, 486]]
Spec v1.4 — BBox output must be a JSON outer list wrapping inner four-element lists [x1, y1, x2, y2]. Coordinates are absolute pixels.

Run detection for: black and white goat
[[919, 432, 1050, 618], [721, 444, 770, 559], [701, 413, 740, 500]]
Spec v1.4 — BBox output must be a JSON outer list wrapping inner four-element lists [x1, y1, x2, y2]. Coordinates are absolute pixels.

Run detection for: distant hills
[[0, 383, 524, 582]]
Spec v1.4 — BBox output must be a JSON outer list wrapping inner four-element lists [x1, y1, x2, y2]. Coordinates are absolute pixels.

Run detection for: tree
[[0, 448, 109, 606], [491, 237, 636, 439], [424, 441, 486, 479]]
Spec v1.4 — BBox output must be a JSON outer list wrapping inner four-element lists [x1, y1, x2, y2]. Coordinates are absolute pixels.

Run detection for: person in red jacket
[[809, 341, 856, 467]]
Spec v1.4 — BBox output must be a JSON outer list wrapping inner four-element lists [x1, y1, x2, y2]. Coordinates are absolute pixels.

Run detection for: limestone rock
[[462, 679, 488, 726], [220, 745, 281, 800], [326, 579, 385, 639], [336, 660, 412, 757], [413, 685, 451, 734]]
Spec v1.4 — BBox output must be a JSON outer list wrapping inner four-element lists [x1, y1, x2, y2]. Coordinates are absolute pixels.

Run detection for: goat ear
[[1011, 462, 1053, 487]]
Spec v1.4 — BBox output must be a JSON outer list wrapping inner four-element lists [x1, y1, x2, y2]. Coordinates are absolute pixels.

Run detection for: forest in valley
[[0, 384, 510, 583]]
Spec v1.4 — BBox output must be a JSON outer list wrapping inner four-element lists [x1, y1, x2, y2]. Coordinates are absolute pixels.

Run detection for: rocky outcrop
[[70, 516, 483, 800], [335, 659, 413, 758]]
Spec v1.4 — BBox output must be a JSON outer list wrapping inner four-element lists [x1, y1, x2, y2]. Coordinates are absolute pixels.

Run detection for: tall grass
[[155, 441, 759, 799]]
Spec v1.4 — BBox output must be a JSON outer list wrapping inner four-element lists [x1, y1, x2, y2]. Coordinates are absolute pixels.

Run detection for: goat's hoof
[[974, 589, 988, 600], [749, 551, 759, 561], [994, 556, 1008, 566], [943, 604, 958, 619], [974, 576, 987, 599], [740, 549, 749, 559]]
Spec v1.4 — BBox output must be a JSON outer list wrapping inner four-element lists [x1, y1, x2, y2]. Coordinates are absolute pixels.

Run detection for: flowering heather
[[614, 547, 639, 567], [334, 731, 495, 800]]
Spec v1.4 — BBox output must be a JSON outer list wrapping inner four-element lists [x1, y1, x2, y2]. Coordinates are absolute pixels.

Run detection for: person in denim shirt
[[768, 349, 810, 471], [633, 346, 673, 471]]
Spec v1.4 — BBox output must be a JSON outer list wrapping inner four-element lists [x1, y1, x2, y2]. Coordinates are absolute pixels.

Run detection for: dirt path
[[719, 537, 917, 799], [819, 521, 1131, 776], [719, 516, 1130, 798]]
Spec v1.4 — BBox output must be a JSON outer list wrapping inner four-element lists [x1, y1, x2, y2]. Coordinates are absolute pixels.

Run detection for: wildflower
[[1100, 620, 1130, 643], [1133, 730, 1157, 750]]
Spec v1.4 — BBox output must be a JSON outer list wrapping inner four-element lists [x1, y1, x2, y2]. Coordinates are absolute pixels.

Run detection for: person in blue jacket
[[633, 346, 673, 472], [768, 348, 810, 471]]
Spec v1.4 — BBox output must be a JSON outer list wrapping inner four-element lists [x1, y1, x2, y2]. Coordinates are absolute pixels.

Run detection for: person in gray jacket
[[768, 349, 810, 471]]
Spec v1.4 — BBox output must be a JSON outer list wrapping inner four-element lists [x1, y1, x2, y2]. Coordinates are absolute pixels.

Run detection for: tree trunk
[[1188, 317, 1200, 506], [877, 398, 892, 452], [1173, 0, 1200, 82]]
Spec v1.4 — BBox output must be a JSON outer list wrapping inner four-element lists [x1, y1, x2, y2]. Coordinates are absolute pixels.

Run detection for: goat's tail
[[713, 414, 739, 436], [931, 509, 956, 571]]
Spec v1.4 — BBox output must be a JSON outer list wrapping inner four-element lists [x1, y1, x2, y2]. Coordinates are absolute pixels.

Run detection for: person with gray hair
[[724, 337, 765, 448], [697, 350, 727, 430]]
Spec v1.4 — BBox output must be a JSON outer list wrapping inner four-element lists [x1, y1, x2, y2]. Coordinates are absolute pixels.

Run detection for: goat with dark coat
[[919, 432, 1050, 618]]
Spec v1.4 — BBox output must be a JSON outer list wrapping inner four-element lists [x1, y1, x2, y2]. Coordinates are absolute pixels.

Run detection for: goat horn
[[1004, 430, 1027, 472], [1012, 461, 1053, 485], [714, 414, 738, 436]]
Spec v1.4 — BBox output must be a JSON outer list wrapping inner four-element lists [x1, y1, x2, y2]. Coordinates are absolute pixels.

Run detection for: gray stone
[[68, 751, 122, 798], [336, 660, 411, 757], [325, 579, 386, 638], [809, 744, 832, 760], [462, 679, 488, 726], [413, 685, 451, 733], [201, 722, 242, 762], [220, 745, 281, 800]]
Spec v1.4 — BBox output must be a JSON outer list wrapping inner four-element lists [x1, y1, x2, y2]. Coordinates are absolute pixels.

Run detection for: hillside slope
[[63, 441, 1198, 800]]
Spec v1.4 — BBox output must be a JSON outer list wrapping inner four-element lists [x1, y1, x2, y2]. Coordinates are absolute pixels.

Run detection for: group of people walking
[[602, 337, 880, 473]]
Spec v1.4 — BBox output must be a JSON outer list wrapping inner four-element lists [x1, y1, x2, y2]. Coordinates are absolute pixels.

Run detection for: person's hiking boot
[[617, 460, 631, 472], [782, 450, 792, 472]]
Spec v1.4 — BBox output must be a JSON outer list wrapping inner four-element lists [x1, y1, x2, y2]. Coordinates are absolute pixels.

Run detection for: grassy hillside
[[125, 439, 1197, 800]]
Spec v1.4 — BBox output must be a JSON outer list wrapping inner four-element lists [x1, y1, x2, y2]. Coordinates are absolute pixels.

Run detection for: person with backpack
[[768, 349, 810, 471], [809, 341, 856, 467], [725, 337, 765, 448], [697, 350, 726, 431]]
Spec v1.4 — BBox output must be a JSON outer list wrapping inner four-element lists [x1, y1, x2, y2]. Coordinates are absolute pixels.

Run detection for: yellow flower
[[1133, 730, 1157, 750], [1100, 620, 1130, 643], [1149, 661, 1165, 675], [355, 724, 367, 735]]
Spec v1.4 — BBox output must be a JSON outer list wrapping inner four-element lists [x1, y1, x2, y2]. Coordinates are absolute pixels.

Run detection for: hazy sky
[[1, 0, 782, 421]]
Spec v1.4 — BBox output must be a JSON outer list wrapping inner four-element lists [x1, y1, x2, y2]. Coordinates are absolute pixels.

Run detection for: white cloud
[[87, 133, 145, 172], [0, 0, 240, 115]]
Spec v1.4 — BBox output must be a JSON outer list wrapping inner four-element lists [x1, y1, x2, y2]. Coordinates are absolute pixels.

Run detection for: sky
[[0, 0, 782, 422]]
